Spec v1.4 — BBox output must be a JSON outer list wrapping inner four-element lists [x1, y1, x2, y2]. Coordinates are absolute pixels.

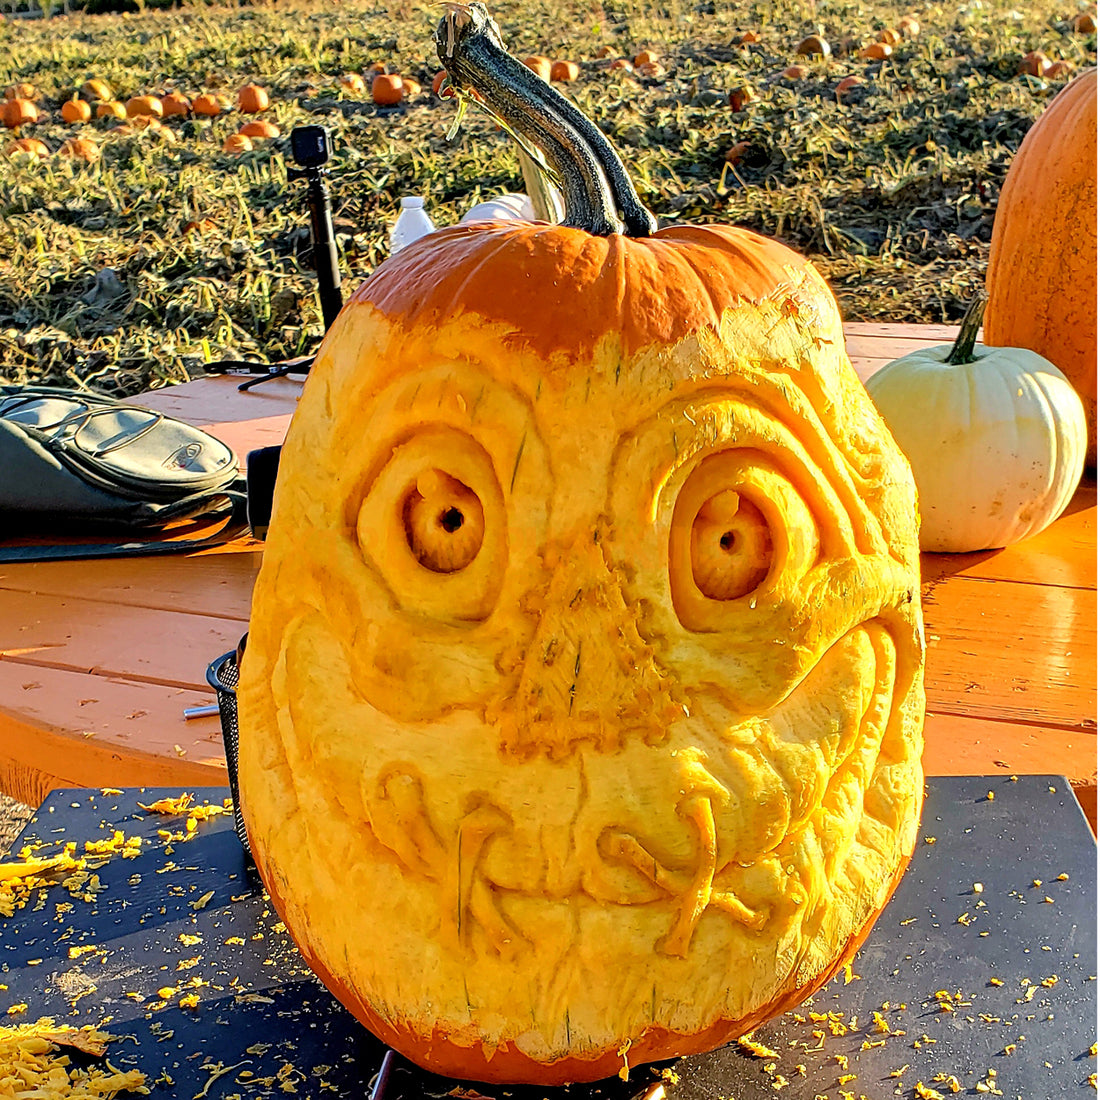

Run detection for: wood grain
[[0, 663, 225, 806], [0, 588, 243, 690], [921, 572, 1096, 729], [0, 549, 261, 619]]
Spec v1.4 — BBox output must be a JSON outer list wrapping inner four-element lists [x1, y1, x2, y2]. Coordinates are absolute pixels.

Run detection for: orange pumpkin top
[[985, 68, 1098, 464], [361, 221, 826, 363]]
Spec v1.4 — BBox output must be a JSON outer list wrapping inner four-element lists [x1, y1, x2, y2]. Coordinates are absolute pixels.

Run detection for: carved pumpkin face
[[237, 220, 925, 1085]]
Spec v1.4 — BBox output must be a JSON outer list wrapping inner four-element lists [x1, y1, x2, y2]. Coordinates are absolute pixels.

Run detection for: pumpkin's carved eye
[[403, 470, 485, 573], [355, 426, 506, 622], [689, 489, 773, 600], [668, 449, 818, 631]]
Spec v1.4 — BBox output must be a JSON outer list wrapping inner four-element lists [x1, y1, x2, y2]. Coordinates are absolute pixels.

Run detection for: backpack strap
[[0, 486, 250, 562]]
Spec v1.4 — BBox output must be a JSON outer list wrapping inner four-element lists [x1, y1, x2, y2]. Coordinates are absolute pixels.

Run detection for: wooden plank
[[0, 589, 243, 691], [921, 572, 1096, 729], [921, 480, 1096, 590], [842, 321, 965, 341], [922, 711, 1096, 832], [0, 547, 261, 619], [136, 373, 303, 425], [0, 663, 225, 807]]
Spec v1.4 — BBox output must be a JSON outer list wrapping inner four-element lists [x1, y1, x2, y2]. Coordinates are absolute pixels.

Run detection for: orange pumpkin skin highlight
[[984, 68, 1097, 465], [238, 215, 925, 1085]]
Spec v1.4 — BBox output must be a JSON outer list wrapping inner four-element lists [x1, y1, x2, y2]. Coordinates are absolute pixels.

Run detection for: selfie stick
[[287, 125, 343, 331]]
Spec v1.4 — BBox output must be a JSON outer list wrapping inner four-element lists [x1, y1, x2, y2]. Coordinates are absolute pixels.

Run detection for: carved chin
[[269, 610, 909, 977]]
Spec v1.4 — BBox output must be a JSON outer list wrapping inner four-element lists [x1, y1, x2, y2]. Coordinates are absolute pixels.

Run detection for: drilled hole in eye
[[690, 490, 773, 600], [403, 469, 484, 573], [439, 507, 464, 533]]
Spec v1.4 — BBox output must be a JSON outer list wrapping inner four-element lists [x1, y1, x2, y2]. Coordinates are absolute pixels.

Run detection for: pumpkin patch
[[237, 4, 926, 1086], [0, 0, 1092, 416]]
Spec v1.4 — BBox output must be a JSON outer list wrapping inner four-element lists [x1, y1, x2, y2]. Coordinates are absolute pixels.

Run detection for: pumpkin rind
[[984, 68, 1097, 465], [237, 5, 925, 1086]]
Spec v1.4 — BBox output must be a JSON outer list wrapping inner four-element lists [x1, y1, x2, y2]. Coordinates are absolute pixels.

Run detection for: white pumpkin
[[460, 191, 536, 222], [865, 297, 1086, 553]]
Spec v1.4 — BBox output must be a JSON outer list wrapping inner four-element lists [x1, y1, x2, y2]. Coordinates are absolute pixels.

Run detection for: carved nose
[[497, 527, 685, 759]]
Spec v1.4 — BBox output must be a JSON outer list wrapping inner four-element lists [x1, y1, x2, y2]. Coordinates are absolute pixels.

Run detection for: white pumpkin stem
[[946, 292, 987, 365], [436, 2, 657, 237]]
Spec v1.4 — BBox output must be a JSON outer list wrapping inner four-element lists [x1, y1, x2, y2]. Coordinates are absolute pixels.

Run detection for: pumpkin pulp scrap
[[237, 2, 926, 1086]]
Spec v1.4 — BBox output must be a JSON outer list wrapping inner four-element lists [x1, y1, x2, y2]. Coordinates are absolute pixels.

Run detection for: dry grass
[[0, 0, 1094, 396]]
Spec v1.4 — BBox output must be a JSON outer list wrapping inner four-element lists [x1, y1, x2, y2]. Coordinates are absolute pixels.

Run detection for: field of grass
[[0, 0, 1094, 396]]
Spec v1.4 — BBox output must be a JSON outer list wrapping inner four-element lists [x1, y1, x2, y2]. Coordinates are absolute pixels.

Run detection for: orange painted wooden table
[[0, 323, 1095, 828]]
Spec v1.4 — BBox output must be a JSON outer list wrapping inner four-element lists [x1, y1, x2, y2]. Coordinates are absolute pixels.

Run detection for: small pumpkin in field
[[223, 132, 253, 154], [728, 83, 756, 110], [633, 47, 659, 66], [402, 77, 422, 97], [1072, 11, 1096, 33], [865, 296, 1086, 552], [795, 34, 830, 57], [239, 118, 280, 139], [58, 136, 99, 162], [859, 42, 892, 60], [238, 5, 925, 1087], [985, 68, 1097, 465], [877, 27, 903, 46], [781, 63, 811, 80], [431, 69, 451, 96], [338, 72, 367, 95], [2, 98, 37, 128], [1019, 50, 1052, 76], [96, 100, 127, 120], [191, 93, 222, 117], [5, 136, 50, 158], [835, 74, 865, 97], [125, 94, 162, 118], [897, 14, 920, 37], [523, 55, 552, 81], [371, 73, 404, 105], [61, 97, 92, 123], [237, 83, 269, 112], [550, 59, 580, 82], [161, 92, 191, 117], [82, 78, 112, 100], [4, 82, 36, 101]]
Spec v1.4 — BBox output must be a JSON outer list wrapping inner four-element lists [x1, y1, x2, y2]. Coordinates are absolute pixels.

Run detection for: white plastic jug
[[390, 196, 436, 254]]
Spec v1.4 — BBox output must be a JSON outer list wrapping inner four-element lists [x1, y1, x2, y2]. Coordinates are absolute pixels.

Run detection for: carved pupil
[[690, 490, 773, 600], [403, 469, 484, 573], [439, 507, 464, 533]]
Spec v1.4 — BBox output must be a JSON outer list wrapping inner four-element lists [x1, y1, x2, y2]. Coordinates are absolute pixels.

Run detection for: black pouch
[[0, 385, 248, 561]]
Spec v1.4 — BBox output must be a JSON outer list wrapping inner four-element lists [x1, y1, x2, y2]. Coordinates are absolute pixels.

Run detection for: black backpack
[[0, 385, 248, 561]]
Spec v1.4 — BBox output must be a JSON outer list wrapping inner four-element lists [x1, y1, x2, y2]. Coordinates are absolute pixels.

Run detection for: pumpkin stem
[[945, 292, 987, 365], [436, 3, 657, 237]]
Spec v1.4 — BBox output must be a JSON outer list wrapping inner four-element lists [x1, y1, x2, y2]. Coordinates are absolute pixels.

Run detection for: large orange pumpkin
[[237, 3, 925, 1087], [985, 69, 1098, 465]]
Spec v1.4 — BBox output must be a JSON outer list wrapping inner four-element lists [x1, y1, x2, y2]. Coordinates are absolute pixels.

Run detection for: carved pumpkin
[[237, 3, 925, 1086], [984, 68, 1097, 466]]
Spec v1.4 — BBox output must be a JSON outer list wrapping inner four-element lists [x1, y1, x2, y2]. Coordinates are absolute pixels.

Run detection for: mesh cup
[[206, 648, 250, 855]]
